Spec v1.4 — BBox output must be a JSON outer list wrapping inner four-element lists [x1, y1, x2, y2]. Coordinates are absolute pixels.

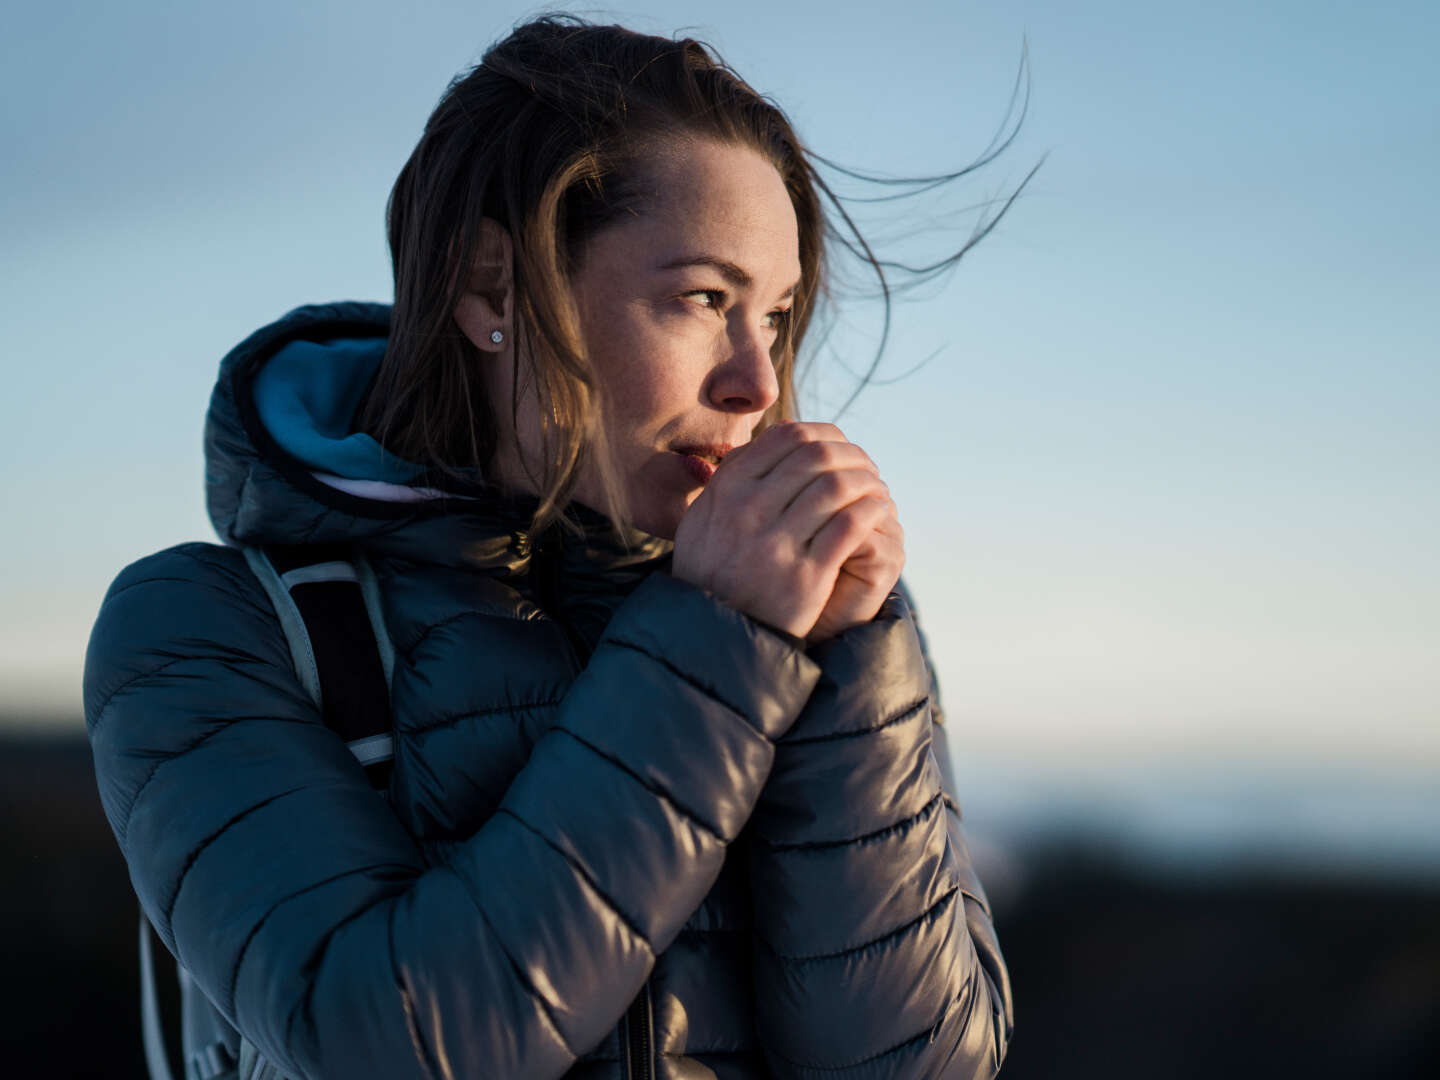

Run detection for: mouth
[[669, 443, 734, 486], [670, 443, 734, 466]]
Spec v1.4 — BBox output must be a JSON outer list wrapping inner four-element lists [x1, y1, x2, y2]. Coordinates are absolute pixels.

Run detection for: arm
[[747, 581, 1013, 1080], [86, 543, 819, 1080]]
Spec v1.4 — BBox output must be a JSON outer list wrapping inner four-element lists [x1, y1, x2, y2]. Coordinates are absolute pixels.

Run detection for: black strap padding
[[263, 545, 392, 791]]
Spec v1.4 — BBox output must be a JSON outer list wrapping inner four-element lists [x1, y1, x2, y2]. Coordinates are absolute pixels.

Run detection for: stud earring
[[490, 330, 504, 345]]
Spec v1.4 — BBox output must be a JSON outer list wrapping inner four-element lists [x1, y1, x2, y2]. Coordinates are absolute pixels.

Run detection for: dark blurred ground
[[4, 731, 1437, 1079]]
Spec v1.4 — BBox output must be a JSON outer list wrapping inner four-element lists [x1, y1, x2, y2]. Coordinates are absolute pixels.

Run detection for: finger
[[870, 507, 904, 542], [719, 421, 852, 484], [818, 493, 902, 550], [769, 438, 879, 493], [840, 492, 902, 537], [725, 440, 880, 528], [838, 531, 905, 580], [839, 520, 901, 559], [776, 467, 889, 544], [805, 495, 894, 572]]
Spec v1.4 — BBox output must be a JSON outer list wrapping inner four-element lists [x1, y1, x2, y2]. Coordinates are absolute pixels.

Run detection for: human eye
[[763, 307, 792, 332], [681, 288, 726, 311]]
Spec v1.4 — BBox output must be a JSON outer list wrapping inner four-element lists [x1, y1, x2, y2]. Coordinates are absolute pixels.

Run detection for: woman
[[85, 15, 1014, 1080]]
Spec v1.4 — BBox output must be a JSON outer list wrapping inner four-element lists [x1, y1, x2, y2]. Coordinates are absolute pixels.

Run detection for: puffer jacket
[[84, 302, 1013, 1080]]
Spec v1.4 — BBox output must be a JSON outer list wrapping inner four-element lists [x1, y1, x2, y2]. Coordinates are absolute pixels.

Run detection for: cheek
[[596, 321, 709, 428]]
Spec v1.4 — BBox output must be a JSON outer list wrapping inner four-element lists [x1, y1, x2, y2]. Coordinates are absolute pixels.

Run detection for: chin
[[630, 506, 682, 541], [627, 489, 696, 541]]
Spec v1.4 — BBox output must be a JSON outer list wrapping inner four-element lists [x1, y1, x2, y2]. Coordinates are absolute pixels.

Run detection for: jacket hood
[[204, 301, 671, 582]]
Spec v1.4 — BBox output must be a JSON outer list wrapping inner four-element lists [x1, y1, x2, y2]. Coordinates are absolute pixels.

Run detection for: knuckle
[[838, 500, 872, 528], [840, 514, 870, 544], [842, 444, 873, 473], [732, 503, 765, 536], [782, 423, 814, 445]]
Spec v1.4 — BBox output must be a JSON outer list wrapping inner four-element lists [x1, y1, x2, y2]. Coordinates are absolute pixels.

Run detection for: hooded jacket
[[84, 302, 1013, 1080]]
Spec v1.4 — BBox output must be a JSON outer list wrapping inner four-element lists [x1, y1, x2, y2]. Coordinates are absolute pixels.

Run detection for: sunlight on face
[[567, 138, 803, 538]]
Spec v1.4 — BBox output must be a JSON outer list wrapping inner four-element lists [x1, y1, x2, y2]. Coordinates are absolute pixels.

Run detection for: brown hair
[[359, 14, 1032, 534]]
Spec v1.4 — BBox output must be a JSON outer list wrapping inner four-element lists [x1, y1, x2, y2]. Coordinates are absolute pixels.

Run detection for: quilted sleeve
[[86, 544, 819, 1080], [747, 582, 1014, 1079]]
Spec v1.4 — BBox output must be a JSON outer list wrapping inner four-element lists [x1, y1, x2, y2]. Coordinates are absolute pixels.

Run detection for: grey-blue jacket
[[84, 302, 1013, 1079]]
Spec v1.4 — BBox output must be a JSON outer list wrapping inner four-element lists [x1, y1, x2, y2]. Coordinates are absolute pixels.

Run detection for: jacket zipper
[[529, 531, 589, 666], [623, 979, 654, 1080], [528, 529, 652, 1079]]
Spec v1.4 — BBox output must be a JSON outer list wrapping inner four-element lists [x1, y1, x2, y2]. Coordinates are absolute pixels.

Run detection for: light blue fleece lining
[[252, 337, 423, 484]]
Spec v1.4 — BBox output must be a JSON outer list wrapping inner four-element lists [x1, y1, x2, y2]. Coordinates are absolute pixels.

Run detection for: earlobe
[[454, 218, 514, 352]]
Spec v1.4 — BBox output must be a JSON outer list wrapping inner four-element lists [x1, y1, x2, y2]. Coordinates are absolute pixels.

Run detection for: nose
[[707, 325, 781, 416]]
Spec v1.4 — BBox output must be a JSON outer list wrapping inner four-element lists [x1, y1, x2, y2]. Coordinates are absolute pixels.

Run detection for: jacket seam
[[669, 1048, 758, 1059], [960, 886, 993, 919], [599, 637, 756, 732], [298, 503, 331, 545], [103, 574, 235, 605], [121, 546, 275, 605], [89, 658, 192, 738], [176, 546, 255, 587], [121, 717, 229, 847], [495, 807, 654, 954], [757, 790, 945, 853], [120, 714, 320, 850], [762, 1005, 951, 1073], [282, 895, 401, 1073], [165, 784, 311, 937], [758, 884, 960, 964], [435, 864, 579, 1060], [106, 546, 259, 605], [552, 727, 726, 846], [397, 610, 491, 663], [782, 695, 929, 747], [227, 862, 419, 1014], [388, 899, 444, 1080], [408, 697, 561, 738], [91, 550, 298, 738]]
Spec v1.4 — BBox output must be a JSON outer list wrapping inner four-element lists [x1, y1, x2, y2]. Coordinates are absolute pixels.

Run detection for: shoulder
[[83, 541, 297, 737], [97, 541, 262, 612], [84, 542, 324, 849]]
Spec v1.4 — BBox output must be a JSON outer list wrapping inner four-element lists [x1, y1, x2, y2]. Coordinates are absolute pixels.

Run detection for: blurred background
[[2, 1, 1436, 1076]]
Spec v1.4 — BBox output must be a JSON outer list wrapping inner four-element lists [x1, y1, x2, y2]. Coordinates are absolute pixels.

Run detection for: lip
[[675, 452, 716, 485], [669, 442, 735, 466], [669, 441, 737, 486]]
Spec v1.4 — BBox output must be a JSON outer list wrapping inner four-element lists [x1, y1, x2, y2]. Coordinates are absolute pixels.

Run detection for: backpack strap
[[139, 912, 177, 1080], [139, 908, 242, 1080], [138, 545, 396, 1080], [243, 543, 395, 789]]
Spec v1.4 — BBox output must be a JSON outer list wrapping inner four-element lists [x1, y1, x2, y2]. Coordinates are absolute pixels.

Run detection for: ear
[[453, 218, 514, 353]]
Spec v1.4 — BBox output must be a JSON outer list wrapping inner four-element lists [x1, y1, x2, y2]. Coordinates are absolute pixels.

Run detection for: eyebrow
[[657, 254, 799, 301]]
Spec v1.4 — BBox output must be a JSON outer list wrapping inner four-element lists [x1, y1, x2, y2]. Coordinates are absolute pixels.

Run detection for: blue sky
[[2, 1, 1436, 774]]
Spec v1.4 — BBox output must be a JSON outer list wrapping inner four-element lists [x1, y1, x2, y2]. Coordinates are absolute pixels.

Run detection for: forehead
[[627, 138, 802, 276]]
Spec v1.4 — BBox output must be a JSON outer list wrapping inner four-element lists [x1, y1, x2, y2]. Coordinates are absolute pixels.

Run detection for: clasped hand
[[671, 422, 905, 645]]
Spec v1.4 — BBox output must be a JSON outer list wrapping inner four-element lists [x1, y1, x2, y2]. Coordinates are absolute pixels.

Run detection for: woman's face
[[496, 138, 803, 540]]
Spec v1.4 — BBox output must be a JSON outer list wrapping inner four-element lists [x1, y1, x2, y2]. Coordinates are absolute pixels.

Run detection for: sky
[[2, 1, 1436, 791]]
